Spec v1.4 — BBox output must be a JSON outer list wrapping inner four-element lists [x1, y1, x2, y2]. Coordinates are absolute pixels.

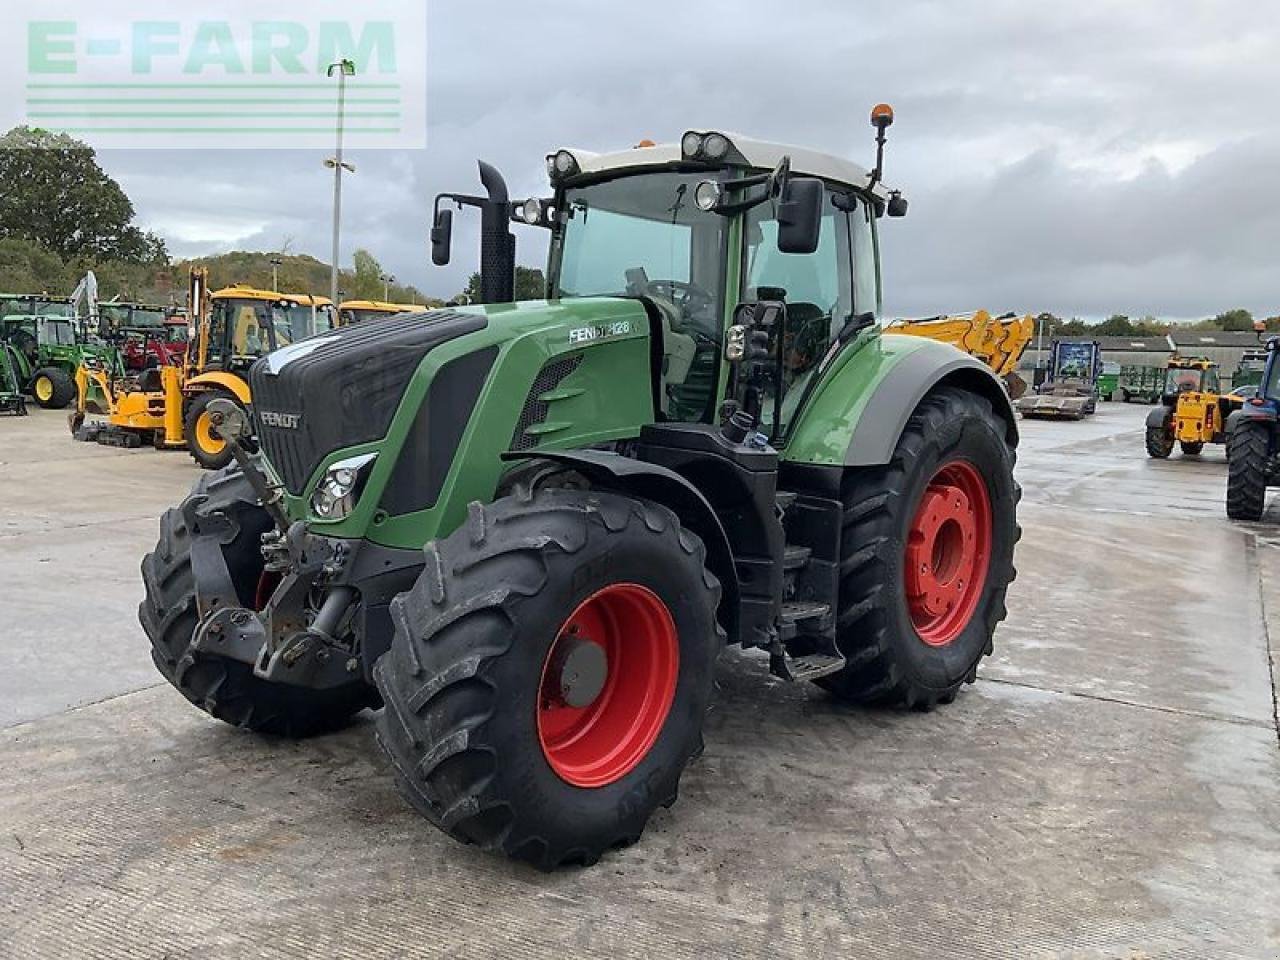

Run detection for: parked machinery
[[1225, 337, 1279, 519], [0, 339, 28, 415], [99, 302, 189, 371], [884, 310, 1034, 398], [1016, 339, 1102, 420], [1232, 348, 1269, 395], [1117, 364, 1164, 404], [140, 108, 1022, 869], [338, 299, 426, 325], [0, 305, 123, 409], [1145, 357, 1244, 459], [72, 271, 338, 468]]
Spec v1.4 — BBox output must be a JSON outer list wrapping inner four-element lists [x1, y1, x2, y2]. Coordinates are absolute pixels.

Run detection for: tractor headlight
[[548, 150, 579, 181], [520, 197, 543, 225], [310, 452, 377, 521], [702, 133, 730, 160], [725, 324, 747, 361], [694, 179, 723, 212]]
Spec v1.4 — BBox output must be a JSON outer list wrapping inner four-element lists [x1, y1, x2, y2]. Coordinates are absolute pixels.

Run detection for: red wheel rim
[[537, 583, 679, 788], [904, 460, 993, 647]]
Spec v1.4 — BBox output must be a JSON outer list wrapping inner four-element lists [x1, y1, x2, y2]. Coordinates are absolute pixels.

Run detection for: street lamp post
[[380, 273, 395, 301], [269, 256, 283, 292], [325, 58, 357, 307]]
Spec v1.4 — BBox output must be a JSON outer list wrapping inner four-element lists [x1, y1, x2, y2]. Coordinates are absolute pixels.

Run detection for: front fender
[[512, 449, 740, 644], [1147, 405, 1174, 430], [785, 332, 1018, 468], [186, 371, 250, 405]]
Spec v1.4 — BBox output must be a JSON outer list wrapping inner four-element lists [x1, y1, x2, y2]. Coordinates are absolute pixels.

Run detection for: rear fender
[[1226, 405, 1278, 432], [1147, 405, 1174, 431], [507, 449, 740, 644], [785, 334, 1018, 468]]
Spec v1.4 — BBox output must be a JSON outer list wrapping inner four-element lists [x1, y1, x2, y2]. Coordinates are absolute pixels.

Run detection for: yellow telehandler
[[1145, 357, 1245, 458], [884, 310, 1034, 398]]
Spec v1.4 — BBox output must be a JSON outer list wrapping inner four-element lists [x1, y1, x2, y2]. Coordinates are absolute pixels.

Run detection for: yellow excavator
[[72, 270, 338, 469], [338, 299, 426, 325], [885, 310, 1035, 398]]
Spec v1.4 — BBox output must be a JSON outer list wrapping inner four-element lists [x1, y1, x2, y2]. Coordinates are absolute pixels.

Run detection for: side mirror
[[430, 208, 453, 266], [776, 177, 823, 254]]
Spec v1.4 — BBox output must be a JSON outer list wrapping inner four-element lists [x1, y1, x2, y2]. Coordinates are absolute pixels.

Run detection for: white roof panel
[[553, 131, 894, 201]]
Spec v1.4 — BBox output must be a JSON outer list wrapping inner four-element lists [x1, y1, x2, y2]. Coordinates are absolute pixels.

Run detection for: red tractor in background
[[100, 303, 189, 371]]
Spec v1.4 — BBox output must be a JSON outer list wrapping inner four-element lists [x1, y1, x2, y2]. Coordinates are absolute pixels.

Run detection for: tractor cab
[[2, 314, 77, 359], [1162, 358, 1219, 399], [198, 287, 336, 377], [430, 129, 897, 440], [0, 294, 74, 320]]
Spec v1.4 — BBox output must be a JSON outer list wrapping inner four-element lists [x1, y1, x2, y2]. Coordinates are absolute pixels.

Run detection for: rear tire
[[1226, 422, 1270, 521], [373, 489, 722, 869], [819, 387, 1019, 709], [31, 366, 75, 409], [184, 391, 239, 471], [1180, 441, 1204, 456], [139, 466, 373, 736]]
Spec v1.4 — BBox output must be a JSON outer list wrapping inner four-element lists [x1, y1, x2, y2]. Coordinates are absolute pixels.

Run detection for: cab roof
[[211, 286, 329, 305], [339, 300, 425, 312], [552, 131, 895, 201]]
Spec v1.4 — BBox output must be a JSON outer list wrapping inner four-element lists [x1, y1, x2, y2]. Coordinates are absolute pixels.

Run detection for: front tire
[[819, 387, 1019, 709], [139, 466, 373, 736], [373, 489, 722, 869], [184, 391, 240, 471], [1226, 422, 1270, 521], [31, 366, 75, 409]]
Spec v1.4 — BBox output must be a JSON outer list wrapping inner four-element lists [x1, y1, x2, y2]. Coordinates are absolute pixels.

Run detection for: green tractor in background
[[140, 106, 1020, 869], [0, 338, 28, 415], [0, 295, 123, 409]]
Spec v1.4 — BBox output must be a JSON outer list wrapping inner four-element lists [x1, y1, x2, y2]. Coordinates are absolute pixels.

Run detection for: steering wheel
[[643, 279, 715, 318]]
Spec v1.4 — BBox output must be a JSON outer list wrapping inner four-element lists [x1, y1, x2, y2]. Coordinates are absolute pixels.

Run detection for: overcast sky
[[95, 0, 1280, 320]]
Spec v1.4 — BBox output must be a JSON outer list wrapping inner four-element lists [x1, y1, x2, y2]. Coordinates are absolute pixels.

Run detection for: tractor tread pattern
[[373, 488, 723, 871], [1226, 422, 1269, 521], [820, 387, 1019, 710], [138, 465, 370, 737]]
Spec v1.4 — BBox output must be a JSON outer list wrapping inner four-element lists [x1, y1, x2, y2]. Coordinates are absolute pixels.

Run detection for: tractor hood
[[249, 298, 654, 513], [250, 308, 487, 495]]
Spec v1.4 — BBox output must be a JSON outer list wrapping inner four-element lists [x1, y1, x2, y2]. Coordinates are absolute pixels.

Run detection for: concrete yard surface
[[1, 402, 1278, 958]]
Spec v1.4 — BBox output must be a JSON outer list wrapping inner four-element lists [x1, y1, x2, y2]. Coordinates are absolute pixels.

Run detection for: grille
[[250, 309, 486, 494], [509, 354, 584, 451]]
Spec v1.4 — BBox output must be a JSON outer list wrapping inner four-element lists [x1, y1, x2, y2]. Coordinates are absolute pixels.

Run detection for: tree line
[[0, 125, 432, 307], [1034, 310, 1280, 339]]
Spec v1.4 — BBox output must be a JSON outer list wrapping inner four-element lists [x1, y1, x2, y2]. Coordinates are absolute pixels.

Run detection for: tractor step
[[782, 544, 812, 571], [781, 652, 847, 682], [780, 600, 830, 625], [775, 490, 798, 514]]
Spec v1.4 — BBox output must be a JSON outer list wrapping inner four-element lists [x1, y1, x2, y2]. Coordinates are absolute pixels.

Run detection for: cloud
[[92, 0, 1280, 316]]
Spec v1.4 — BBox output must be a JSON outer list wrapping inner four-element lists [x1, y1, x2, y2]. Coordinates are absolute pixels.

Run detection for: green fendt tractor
[[141, 107, 1020, 869]]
